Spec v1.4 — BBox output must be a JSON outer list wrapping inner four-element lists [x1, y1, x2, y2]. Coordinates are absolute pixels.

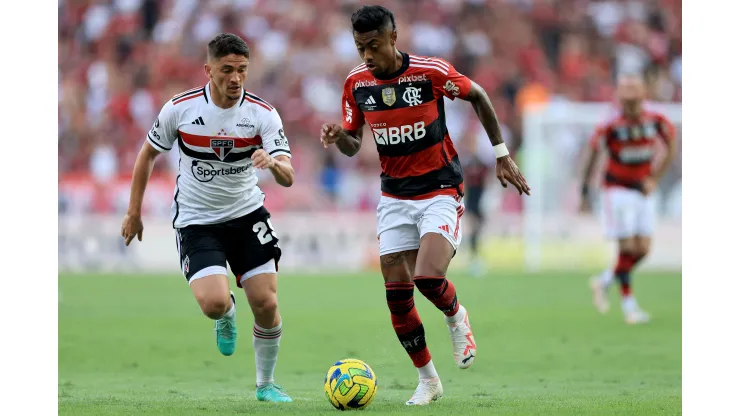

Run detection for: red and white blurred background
[[58, 0, 682, 274]]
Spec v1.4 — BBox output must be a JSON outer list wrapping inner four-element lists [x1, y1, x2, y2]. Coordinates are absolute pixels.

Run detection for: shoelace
[[216, 318, 235, 339], [259, 384, 289, 397]]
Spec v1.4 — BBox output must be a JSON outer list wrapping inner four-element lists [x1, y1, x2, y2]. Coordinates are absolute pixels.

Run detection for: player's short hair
[[351, 5, 396, 34], [207, 33, 250, 60]]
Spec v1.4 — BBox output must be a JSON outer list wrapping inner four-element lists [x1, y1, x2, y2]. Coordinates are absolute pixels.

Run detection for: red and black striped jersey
[[342, 52, 472, 199], [589, 111, 676, 190]]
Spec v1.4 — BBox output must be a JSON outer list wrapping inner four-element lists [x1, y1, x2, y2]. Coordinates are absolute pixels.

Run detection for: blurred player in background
[[459, 134, 495, 277], [320, 5, 530, 405], [580, 74, 677, 325], [120, 34, 295, 403]]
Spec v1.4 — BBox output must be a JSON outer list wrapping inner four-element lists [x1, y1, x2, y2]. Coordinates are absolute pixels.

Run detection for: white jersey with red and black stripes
[[147, 82, 291, 228]]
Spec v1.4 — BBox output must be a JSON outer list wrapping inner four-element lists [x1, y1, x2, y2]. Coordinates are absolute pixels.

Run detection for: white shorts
[[377, 194, 464, 256], [601, 187, 656, 239]]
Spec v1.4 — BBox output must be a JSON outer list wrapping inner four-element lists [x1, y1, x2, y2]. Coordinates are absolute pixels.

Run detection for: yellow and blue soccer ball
[[324, 358, 378, 410]]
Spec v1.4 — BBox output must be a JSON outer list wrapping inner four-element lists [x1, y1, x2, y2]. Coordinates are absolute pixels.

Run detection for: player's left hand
[[641, 177, 657, 195], [495, 155, 531, 195], [251, 149, 275, 169]]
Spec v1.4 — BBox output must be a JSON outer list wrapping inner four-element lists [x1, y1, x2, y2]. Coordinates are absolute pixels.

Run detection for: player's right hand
[[320, 123, 343, 148], [121, 213, 144, 246]]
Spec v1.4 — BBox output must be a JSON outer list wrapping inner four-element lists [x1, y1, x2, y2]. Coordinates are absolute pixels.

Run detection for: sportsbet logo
[[371, 121, 426, 145], [191, 160, 248, 183]]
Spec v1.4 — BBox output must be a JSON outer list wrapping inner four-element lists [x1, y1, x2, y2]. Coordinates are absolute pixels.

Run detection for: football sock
[[414, 276, 460, 317], [253, 321, 282, 387], [470, 228, 480, 257], [599, 268, 614, 288], [614, 252, 636, 297], [444, 304, 466, 325], [385, 282, 432, 368], [222, 301, 235, 319], [417, 360, 439, 380]]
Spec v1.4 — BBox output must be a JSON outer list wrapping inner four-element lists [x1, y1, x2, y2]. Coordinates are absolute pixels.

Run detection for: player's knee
[[250, 295, 278, 319], [199, 295, 231, 319], [618, 238, 638, 255]]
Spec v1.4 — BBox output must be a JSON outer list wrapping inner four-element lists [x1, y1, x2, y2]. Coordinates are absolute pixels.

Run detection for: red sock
[[414, 276, 460, 317], [614, 252, 636, 297], [385, 282, 431, 368]]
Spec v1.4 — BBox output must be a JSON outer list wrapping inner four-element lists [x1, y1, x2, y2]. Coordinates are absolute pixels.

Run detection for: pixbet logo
[[354, 80, 377, 89], [372, 121, 426, 145], [398, 74, 427, 84]]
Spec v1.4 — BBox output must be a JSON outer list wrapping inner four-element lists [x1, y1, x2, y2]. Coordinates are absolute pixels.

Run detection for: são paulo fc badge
[[210, 138, 234, 161], [183, 255, 190, 274], [382, 87, 396, 106]]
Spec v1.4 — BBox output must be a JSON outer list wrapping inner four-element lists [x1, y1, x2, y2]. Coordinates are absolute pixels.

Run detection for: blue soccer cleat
[[215, 292, 237, 356], [256, 383, 293, 403]]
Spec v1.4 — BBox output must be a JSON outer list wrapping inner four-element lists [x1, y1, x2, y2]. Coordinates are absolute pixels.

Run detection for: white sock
[[222, 301, 235, 319], [417, 360, 439, 380], [621, 295, 637, 313], [253, 321, 282, 387], [445, 304, 466, 324], [599, 269, 614, 288]]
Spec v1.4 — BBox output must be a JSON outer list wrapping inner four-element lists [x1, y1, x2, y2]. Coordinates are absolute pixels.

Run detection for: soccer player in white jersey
[[121, 34, 294, 403]]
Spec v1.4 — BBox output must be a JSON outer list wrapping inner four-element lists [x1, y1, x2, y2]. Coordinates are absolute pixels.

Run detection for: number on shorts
[[253, 219, 277, 245]]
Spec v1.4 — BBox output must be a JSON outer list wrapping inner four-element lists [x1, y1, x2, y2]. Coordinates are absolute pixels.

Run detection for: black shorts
[[175, 206, 282, 288]]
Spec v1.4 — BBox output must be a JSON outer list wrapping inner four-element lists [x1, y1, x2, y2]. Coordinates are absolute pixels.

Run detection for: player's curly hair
[[351, 5, 396, 33], [207, 33, 250, 60]]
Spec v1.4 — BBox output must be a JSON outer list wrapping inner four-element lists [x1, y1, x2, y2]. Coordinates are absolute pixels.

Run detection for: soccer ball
[[324, 358, 378, 410]]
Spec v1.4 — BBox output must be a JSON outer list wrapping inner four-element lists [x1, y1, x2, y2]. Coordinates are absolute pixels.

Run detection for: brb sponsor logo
[[354, 80, 377, 89], [191, 160, 248, 182], [619, 146, 654, 163], [371, 121, 426, 145], [443, 80, 460, 96]]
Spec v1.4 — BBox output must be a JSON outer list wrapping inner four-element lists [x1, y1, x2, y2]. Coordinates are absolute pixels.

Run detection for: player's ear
[[204, 63, 212, 79], [391, 30, 397, 46]]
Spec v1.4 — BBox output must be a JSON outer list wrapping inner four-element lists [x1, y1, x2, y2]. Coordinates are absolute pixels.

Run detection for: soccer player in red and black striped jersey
[[320, 6, 530, 405], [580, 74, 677, 325]]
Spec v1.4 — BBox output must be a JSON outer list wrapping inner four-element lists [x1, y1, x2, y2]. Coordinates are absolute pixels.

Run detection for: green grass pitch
[[59, 271, 681, 415]]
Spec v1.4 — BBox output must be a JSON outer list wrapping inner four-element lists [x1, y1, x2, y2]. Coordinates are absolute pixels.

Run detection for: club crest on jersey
[[210, 139, 234, 161], [382, 87, 396, 106]]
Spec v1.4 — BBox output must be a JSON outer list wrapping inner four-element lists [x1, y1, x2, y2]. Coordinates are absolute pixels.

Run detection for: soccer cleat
[[256, 383, 293, 403], [590, 276, 610, 314], [625, 308, 650, 325], [215, 292, 237, 356], [405, 377, 443, 405], [447, 305, 477, 369]]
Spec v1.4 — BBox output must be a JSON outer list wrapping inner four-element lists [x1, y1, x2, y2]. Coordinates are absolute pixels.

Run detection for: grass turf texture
[[59, 271, 681, 415]]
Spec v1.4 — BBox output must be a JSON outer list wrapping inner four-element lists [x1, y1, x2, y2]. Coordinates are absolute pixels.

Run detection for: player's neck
[[622, 105, 643, 120], [389, 49, 403, 74], [209, 82, 240, 109]]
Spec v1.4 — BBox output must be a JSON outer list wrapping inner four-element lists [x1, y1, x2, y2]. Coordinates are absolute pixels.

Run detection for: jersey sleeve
[[589, 125, 608, 151], [341, 78, 365, 132], [429, 58, 473, 100], [260, 109, 291, 158], [656, 114, 677, 143], [146, 100, 178, 152]]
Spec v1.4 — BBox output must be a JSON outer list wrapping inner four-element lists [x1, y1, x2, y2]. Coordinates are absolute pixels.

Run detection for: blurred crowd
[[58, 0, 682, 215]]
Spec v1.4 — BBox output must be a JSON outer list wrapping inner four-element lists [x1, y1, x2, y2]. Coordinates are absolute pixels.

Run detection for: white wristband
[[493, 143, 509, 158]]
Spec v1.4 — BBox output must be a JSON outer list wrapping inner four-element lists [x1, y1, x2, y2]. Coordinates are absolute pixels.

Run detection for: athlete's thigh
[[601, 187, 639, 240], [176, 225, 228, 286], [415, 195, 464, 276], [635, 193, 657, 238], [223, 207, 282, 290]]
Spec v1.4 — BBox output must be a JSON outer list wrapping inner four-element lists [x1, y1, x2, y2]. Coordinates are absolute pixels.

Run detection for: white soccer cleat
[[405, 377, 443, 406], [625, 308, 650, 325], [447, 305, 477, 369], [590, 276, 610, 314]]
